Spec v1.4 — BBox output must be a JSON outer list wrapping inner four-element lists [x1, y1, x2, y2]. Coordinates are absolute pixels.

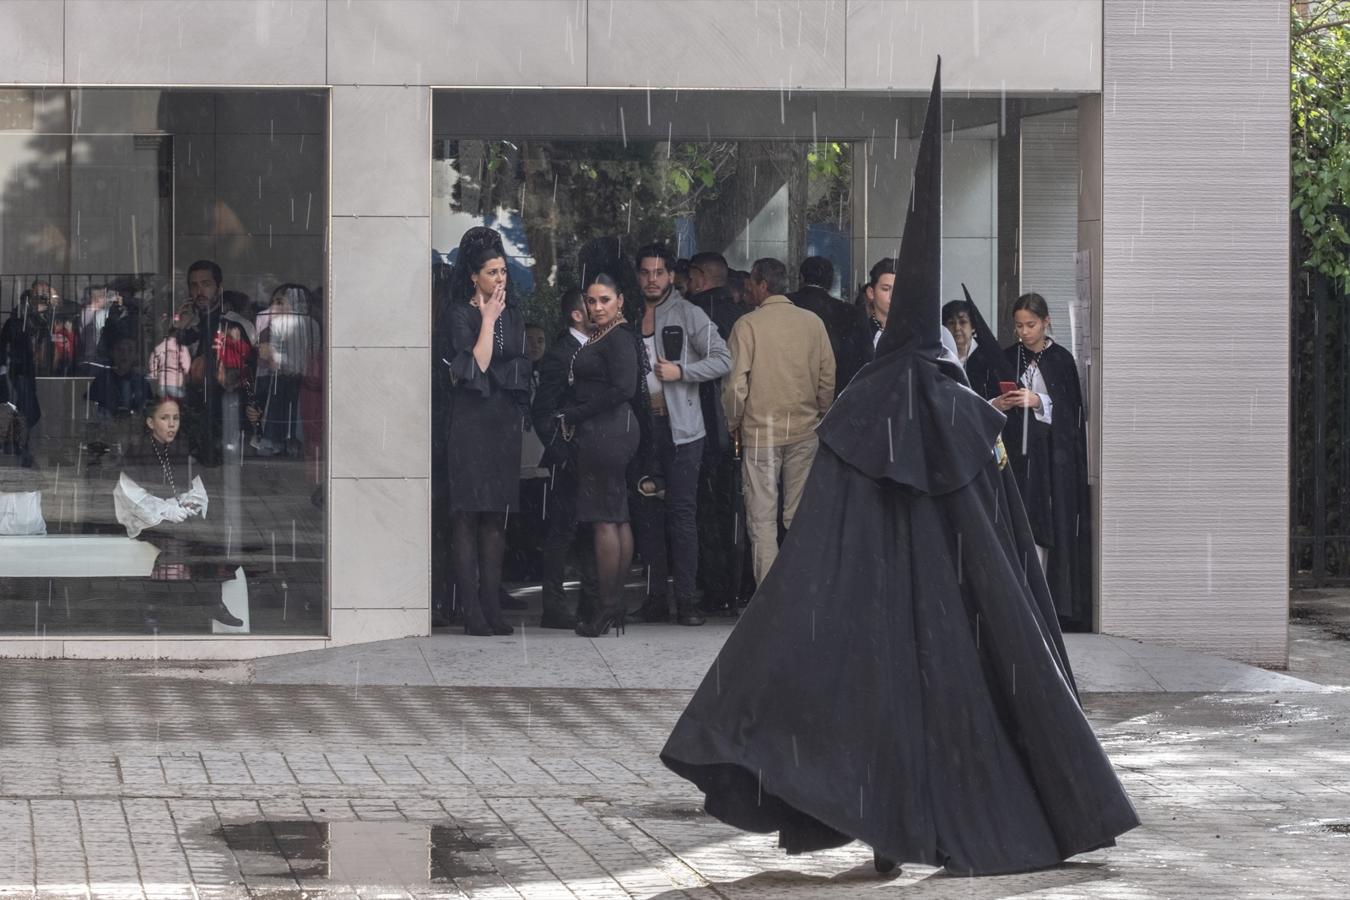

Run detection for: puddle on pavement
[[1276, 819, 1350, 837], [215, 820, 494, 883]]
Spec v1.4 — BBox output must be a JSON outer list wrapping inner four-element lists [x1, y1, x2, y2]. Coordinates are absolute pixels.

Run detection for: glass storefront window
[[430, 88, 1083, 625], [0, 88, 327, 636]]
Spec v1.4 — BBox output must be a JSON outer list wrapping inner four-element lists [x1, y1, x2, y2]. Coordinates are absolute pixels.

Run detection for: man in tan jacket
[[723, 257, 836, 583]]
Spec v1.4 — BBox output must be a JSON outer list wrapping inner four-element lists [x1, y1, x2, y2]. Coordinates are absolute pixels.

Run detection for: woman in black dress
[[992, 292, 1093, 628], [560, 273, 641, 638], [440, 227, 532, 636]]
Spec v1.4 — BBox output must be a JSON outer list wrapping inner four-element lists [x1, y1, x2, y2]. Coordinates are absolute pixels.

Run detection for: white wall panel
[[589, 0, 845, 89], [328, 0, 587, 87], [0, 1, 63, 84], [1099, 0, 1288, 666], [63, 1, 326, 85], [1022, 109, 1079, 341], [847, 0, 1101, 93]]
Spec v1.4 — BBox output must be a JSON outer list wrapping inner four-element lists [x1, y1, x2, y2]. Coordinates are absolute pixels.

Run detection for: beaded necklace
[[567, 316, 626, 387], [151, 437, 177, 496]]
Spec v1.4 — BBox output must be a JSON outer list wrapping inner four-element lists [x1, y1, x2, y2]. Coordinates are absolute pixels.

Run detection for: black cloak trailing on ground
[[659, 60, 1138, 877]]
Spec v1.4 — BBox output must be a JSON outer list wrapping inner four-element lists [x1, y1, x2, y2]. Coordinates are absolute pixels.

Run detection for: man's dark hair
[[799, 256, 833, 289], [674, 258, 690, 277], [635, 242, 676, 272], [750, 258, 789, 296], [187, 259, 222, 286], [559, 287, 586, 327], [689, 251, 729, 285], [867, 257, 897, 287]]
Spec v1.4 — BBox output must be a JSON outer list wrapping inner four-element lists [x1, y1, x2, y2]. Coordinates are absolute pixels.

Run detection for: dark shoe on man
[[538, 604, 576, 629], [209, 602, 243, 628], [675, 595, 705, 627]]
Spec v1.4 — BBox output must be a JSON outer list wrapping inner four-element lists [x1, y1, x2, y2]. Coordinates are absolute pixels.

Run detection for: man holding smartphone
[[634, 243, 731, 626]]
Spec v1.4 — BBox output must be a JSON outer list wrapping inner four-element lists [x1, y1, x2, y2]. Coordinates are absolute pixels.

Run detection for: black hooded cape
[[659, 60, 1137, 876], [1002, 339, 1093, 627]]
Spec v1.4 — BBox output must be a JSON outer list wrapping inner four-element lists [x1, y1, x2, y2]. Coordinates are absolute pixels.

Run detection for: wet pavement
[[0, 622, 1348, 896]]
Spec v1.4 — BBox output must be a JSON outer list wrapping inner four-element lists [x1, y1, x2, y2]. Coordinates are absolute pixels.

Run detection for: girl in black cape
[[660, 61, 1137, 877], [993, 292, 1093, 629]]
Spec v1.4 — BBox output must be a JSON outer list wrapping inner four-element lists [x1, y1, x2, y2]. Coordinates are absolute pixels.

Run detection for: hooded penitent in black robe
[[1002, 338, 1093, 628], [660, 61, 1137, 877]]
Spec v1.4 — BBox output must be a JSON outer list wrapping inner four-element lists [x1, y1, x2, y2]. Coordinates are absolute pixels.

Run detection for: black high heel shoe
[[574, 608, 626, 638], [485, 617, 514, 635], [873, 852, 898, 874]]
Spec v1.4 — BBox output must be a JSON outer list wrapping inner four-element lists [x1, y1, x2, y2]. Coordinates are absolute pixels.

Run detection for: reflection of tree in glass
[[447, 137, 852, 330]]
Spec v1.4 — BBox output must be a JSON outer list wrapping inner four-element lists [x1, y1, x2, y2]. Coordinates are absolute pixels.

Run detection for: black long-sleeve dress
[[1002, 339, 1093, 627], [563, 324, 640, 523], [440, 302, 532, 513]]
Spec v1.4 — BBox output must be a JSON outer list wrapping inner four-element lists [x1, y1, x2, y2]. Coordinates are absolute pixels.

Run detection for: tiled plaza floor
[[0, 646, 1348, 897]]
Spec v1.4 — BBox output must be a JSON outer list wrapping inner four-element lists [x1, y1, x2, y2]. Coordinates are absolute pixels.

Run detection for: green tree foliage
[[1292, 1, 1350, 290]]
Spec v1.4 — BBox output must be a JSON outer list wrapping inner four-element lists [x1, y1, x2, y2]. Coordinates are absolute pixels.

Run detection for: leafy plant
[[1292, 1, 1350, 290]]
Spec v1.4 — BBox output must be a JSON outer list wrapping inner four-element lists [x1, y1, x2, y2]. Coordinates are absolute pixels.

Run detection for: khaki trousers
[[742, 434, 819, 584]]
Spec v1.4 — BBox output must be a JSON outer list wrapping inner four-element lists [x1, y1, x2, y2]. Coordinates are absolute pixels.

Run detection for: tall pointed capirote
[[876, 58, 943, 359]]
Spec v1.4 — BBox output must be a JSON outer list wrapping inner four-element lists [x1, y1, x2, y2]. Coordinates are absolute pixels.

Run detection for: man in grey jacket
[[634, 243, 732, 626]]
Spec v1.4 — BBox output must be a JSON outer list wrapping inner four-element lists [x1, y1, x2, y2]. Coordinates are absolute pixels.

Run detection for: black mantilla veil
[[943, 282, 1016, 401], [659, 59, 1137, 876]]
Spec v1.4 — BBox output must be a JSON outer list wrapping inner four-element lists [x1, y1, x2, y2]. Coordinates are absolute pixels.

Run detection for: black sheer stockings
[[451, 511, 509, 634], [591, 521, 633, 621]]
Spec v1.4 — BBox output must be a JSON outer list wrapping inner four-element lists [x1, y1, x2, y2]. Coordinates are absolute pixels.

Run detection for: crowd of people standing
[[434, 225, 1092, 636]]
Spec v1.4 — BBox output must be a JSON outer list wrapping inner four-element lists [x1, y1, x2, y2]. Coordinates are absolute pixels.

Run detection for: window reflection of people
[[112, 396, 243, 631], [253, 284, 321, 457], [440, 226, 532, 636], [992, 292, 1093, 628], [91, 335, 148, 420], [176, 260, 229, 466], [0, 289, 46, 467], [559, 273, 640, 638], [524, 324, 547, 364]]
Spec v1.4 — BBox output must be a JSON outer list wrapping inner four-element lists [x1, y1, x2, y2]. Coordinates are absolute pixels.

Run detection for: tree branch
[[1293, 17, 1350, 37]]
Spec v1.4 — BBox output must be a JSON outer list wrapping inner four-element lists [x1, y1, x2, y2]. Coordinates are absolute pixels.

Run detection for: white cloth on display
[[0, 491, 46, 535], [113, 473, 209, 539]]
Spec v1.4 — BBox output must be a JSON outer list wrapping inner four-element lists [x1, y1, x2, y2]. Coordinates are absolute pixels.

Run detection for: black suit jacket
[[530, 331, 583, 467], [789, 285, 872, 397]]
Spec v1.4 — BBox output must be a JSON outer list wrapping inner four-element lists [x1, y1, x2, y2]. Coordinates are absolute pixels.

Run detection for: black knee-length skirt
[[574, 405, 640, 523], [446, 389, 522, 513]]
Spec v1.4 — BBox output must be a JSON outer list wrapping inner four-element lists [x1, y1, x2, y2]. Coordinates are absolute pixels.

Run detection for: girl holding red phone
[[994, 292, 1092, 631]]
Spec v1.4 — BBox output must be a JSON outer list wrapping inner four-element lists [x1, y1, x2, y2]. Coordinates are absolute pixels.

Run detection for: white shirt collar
[[569, 327, 590, 345]]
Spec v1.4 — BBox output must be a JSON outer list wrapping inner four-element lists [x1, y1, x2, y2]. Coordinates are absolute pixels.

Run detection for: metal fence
[[1291, 242, 1350, 585]]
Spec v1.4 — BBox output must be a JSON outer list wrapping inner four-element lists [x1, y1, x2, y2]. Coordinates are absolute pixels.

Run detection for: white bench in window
[[0, 535, 160, 577]]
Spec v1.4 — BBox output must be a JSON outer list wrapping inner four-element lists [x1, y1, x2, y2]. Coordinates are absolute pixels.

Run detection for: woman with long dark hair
[[439, 226, 532, 635], [992, 291, 1093, 628], [559, 272, 641, 637]]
